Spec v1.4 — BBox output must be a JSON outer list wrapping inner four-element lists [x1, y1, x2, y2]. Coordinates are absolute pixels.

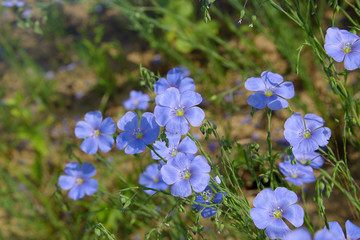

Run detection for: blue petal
[[325, 28, 346, 62], [80, 162, 96, 179], [346, 220, 360, 240], [141, 112, 160, 144], [80, 137, 98, 155], [83, 179, 98, 196], [84, 111, 103, 129], [314, 229, 337, 240], [298, 138, 319, 153], [213, 193, 224, 204], [117, 111, 139, 131], [157, 87, 180, 108], [285, 177, 304, 186], [245, 77, 265, 91], [98, 135, 114, 153], [328, 221, 345, 239], [167, 133, 181, 147], [1, 1, 16, 7], [267, 95, 289, 110], [123, 98, 136, 110], [137, 101, 149, 111], [190, 173, 210, 193], [178, 77, 195, 93], [250, 208, 271, 229], [265, 218, 290, 239], [274, 187, 298, 209], [178, 136, 197, 154], [274, 82, 295, 99], [58, 175, 76, 190], [201, 207, 217, 218], [180, 91, 202, 108], [312, 127, 331, 147], [252, 188, 276, 210], [190, 155, 211, 173], [68, 185, 85, 200], [171, 179, 192, 197], [283, 228, 312, 240], [125, 139, 146, 154], [100, 117, 116, 135], [247, 92, 267, 109], [344, 50, 360, 71], [284, 130, 303, 148], [262, 71, 284, 87], [166, 67, 183, 86], [170, 153, 191, 171], [184, 107, 205, 127], [151, 141, 169, 160], [285, 113, 305, 132], [154, 77, 170, 95], [282, 204, 304, 227], [154, 106, 173, 126], [75, 121, 93, 139], [64, 162, 81, 177], [304, 113, 325, 130], [166, 116, 190, 135], [161, 164, 179, 185], [116, 131, 135, 150]]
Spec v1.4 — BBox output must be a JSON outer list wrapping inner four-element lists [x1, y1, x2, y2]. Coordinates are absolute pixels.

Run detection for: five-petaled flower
[[123, 90, 150, 111], [161, 153, 210, 197], [284, 113, 331, 153], [58, 162, 98, 200], [116, 111, 160, 154], [154, 87, 205, 135], [139, 163, 169, 195], [151, 133, 197, 161], [324, 27, 360, 71], [279, 161, 316, 185], [154, 67, 194, 95], [250, 187, 304, 239], [75, 111, 116, 155], [244, 71, 295, 110]]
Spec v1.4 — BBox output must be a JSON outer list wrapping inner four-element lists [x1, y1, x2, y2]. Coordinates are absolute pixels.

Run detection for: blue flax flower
[[250, 187, 304, 239], [139, 163, 169, 195], [284, 113, 331, 153], [279, 161, 316, 185], [161, 153, 210, 197], [58, 162, 98, 200], [123, 90, 150, 111], [292, 149, 324, 169], [154, 88, 205, 135], [324, 27, 360, 71], [154, 67, 194, 95], [193, 176, 225, 218], [1, 0, 25, 7], [283, 228, 337, 240], [326, 220, 360, 240], [244, 71, 294, 110], [75, 111, 116, 155], [151, 133, 197, 161], [116, 111, 159, 154]]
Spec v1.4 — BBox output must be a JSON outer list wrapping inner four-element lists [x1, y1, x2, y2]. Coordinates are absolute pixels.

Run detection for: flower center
[[182, 169, 191, 179], [303, 129, 311, 138], [77, 178, 83, 185], [291, 173, 298, 178], [343, 43, 352, 53], [202, 189, 214, 201], [300, 159, 307, 165], [153, 177, 159, 183], [171, 148, 178, 157], [265, 89, 273, 97], [176, 108, 184, 116], [133, 129, 143, 139], [272, 208, 283, 218], [94, 129, 101, 137]]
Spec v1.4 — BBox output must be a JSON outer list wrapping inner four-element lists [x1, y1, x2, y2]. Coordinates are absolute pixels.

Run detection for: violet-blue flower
[[283, 228, 337, 240], [116, 111, 160, 154], [75, 111, 116, 155], [326, 220, 360, 240], [279, 161, 316, 185], [1, 0, 25, 7], [250, 187, 304, 239], [123, 90, 150, 111], [193, 176, 225, 218], [154, 67, 195, 95], [161, 153, 210, 197], [151, 133, 197, 161], [244, 71, 295, 110], [324, 27, 360, 71], [292, 148, 324, 169], [154, 87, 205, 135], [284, 113, 331, 153], [139, 163, 169, 195], [58, 162, 98, 200]]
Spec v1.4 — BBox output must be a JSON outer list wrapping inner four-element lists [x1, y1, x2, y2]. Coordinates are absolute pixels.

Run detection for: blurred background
[[0, 0, 359, 239]]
